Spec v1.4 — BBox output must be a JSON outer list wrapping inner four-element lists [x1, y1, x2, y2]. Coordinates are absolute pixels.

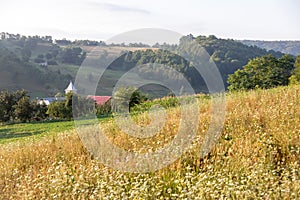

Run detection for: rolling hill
[[240, 40, 300, 56], [0, 33, 291, 97], [0, 46, 72, 97]]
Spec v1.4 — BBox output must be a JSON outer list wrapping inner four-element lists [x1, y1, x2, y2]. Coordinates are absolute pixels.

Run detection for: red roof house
[[87, 96, 111, 105]]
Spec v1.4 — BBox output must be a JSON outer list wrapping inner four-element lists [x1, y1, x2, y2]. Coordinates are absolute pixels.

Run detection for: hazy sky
[[1, 0, 299, 41]]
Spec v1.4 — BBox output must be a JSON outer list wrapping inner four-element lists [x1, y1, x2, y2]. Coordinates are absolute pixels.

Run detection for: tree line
[[0, 88, 149, 123], [0, 91, 94, 123], [0, 90, 47, 123]]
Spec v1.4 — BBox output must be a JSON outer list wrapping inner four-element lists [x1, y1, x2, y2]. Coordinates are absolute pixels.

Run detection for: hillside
[[95, 35, 284, 94], [0, 46, 72, 97], [240, 40, 300, 56], [0, 34, 158, 97], [0, 33, 289, 97], [0, 85, 299, 199], [195, 35, 284, 82]]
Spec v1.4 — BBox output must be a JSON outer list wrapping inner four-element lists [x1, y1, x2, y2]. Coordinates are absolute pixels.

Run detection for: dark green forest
[[96, 35, 285, 95]]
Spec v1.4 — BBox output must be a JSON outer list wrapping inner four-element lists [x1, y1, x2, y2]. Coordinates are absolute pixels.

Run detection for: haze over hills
[[240, 40, 300, 56], [0, 32, 296, 97]]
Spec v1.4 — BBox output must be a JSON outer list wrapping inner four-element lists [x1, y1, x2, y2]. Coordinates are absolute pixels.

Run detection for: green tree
[[0, 90, 15, 122], [47, 93, 94, 120], [59, 47, 86, 65], [31, 101, 48, 121], [129, 90, 148, 109], [0, 90, 29, 122], [96, 101, 112, 117], [47, 101, 70, 120], [113, 87, 148, 113], [228, 54, 295, 91], [68, 92, 95, 118], [13, 96, 33, 122], [289, 55, 300, 84]]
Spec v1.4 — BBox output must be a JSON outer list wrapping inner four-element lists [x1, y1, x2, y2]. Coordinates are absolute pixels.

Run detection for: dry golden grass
[[0, 85, 299, 199]]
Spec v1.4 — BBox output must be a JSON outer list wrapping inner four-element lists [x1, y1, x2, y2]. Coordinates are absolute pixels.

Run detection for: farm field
[[0, 120, 75, 144], [0, 85, 299, 199]]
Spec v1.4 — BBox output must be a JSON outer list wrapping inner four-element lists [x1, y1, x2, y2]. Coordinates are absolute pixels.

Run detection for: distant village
[[38, 81, 111, 106]]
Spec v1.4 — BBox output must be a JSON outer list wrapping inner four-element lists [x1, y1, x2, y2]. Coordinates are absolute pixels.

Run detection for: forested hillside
[[240, 40, 300, 56], [0, 46, 71, 97], [0, 33, 92, 96], [0, 33, 289, 97], [97, 35, 284, 94], [195, 35, 283, 82]]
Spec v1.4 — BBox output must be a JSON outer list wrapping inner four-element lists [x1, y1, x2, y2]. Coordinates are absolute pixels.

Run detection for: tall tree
[[0, 90, 30, 122], [112, 87, 148, 112], [0, 90, 15, 122], [289, 55, 300, 84], [228, 54, 295, 91], [13, 96, 33, 122]]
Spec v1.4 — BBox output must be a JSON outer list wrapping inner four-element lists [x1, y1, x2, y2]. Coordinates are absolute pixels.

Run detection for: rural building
[[38, 61, 48, 67], [37, 97, 65, 106], [64, 81, 77, 94], [87, 95, 111, 106], [37, 81, 111, 106]]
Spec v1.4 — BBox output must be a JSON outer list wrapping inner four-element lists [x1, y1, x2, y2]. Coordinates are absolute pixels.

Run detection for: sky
[[0, 0, 299, 41]]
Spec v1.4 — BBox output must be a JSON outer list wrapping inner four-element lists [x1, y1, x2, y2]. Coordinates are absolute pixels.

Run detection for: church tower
[[65, 81, 77, 94]]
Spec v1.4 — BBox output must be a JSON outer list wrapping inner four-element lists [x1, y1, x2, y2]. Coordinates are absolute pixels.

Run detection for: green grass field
[[0, 85, 299, 199], [0, 120, 75, 144]]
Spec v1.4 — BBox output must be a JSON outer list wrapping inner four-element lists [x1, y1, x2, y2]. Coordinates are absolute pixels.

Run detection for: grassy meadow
[[0, 120, 75, 144], [0, 85, 299, 199]]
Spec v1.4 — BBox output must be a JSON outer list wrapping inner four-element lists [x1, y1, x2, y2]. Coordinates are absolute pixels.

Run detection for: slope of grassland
[[0, 121, 75, 144], [0, 85, 299, 199]]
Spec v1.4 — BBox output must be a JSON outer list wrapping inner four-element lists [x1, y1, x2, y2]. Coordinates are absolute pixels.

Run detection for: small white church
[[38, 81, 111, 106], [38, 81, 77, 105]]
